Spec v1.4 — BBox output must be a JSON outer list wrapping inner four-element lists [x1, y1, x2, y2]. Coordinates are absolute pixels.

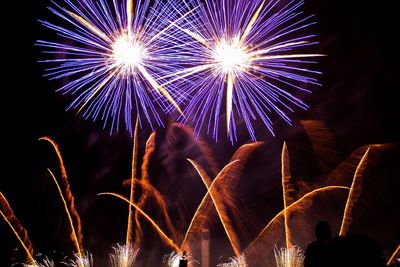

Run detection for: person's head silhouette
[[315, 221, 331, 241]]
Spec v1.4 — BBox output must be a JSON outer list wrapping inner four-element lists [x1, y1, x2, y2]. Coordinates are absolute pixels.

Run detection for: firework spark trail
[[24, 257, 55, 267], [300, 120, 341, 175], [220, 142, 264, 217], [281, 142, 293, 249], [121, 132, 178, 247], [244, 186, 349, 255], [174, 123, 219, 176], [122, 177, 178, 244], [110, 243, 139, 267], [98, 192, 180, 252], [37, 0, 189, 134], [0, 193, 36, 264], [274, 246, 304, 267], [388, 244, 400, 266], [180, 160, 234, 250], [217, 254, 247, 267], [39, 137, 83, 248], [132, 132, 179, 247], [339, 147, 370, 236], [134, 132, 156, 247], [324, 144, 391, 187], [188, 159, 242, 257], [166, 0, 323, 142], [127, 118, 139, 246], [64, 252, 93, 267], [47, 169, 83, 266], [181, 142, 262, 251]]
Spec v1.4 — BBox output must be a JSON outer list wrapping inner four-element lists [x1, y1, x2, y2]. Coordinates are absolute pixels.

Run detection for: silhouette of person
[[179, 251, 188, 267], [323, 234, 386, 267], [304, 221, 332, 267]]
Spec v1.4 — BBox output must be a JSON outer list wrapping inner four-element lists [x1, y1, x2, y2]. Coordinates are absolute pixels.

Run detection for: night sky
[[1, 0, 399, 266]]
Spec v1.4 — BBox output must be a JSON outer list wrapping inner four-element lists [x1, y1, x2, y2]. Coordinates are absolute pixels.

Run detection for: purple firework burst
[[166, 0, 323, 142], [37, 0, 188, 134]]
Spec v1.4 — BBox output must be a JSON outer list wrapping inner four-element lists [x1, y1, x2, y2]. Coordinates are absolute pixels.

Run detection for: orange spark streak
[[47, 169, 83, 264], [136, 64, 183, 116], [122, 178, 176, 240], [0, 193, 35, 264], [188, 159, 242, 257], [127, 0, 133, 38], [300, 120, 341, 176], [133, 132, 179, 247], [240, 0, 265, 42], [250, 41, 309, 56], [339, 147, 370, 236], [98, 192, 180, 252], [281, 142, 292, 249], [134, 132, 156, 247], [387, 244, 400, 266], [181, 142, 262, 251], [67, 11, 111, 43], [244, 186, 349, 254], [39, 137, 83, 248], [127, 118, 139, 246]]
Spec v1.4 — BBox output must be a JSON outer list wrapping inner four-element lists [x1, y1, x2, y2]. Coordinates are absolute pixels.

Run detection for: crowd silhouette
[[304, 221, 389, 267]]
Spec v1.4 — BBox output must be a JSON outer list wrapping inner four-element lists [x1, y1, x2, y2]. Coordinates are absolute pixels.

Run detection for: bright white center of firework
[[113, 36, 143, 67], [214, 40, 249, 73]]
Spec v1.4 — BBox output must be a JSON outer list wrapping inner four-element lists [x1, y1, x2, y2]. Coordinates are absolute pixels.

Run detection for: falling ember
[[109, 243, 139, 267], [47, 169, 83, 265], [0, 192, 36, 264], [274, 246, 304, 267], [339, 147, 370, 236], [98, 192, 180, 252], [39, 137, 83, 248]]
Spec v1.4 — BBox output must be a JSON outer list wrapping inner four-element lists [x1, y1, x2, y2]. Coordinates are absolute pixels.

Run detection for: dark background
[[1, 0, 399, 266]]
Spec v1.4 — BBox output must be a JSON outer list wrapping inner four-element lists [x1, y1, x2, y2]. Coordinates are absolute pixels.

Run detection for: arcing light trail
[[0, 192, 36, 265], [165, 0, 323, 142], [37, 0, 189, 134], [39, 137, 83, 248], [98, 192, 180, 252], [47, 169, 84, 267]]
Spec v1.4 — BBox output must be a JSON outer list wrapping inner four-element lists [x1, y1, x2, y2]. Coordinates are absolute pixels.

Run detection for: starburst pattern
[[37, 0, 188, 134], [166, 0, 323, 142]]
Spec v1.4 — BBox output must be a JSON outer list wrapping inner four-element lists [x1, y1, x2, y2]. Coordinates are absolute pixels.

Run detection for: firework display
[[1, 0, 399, 266]]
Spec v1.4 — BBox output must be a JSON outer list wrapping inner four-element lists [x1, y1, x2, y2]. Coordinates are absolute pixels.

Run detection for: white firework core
[[213, 39, 249, 74], [113, 35, 144, 69]]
